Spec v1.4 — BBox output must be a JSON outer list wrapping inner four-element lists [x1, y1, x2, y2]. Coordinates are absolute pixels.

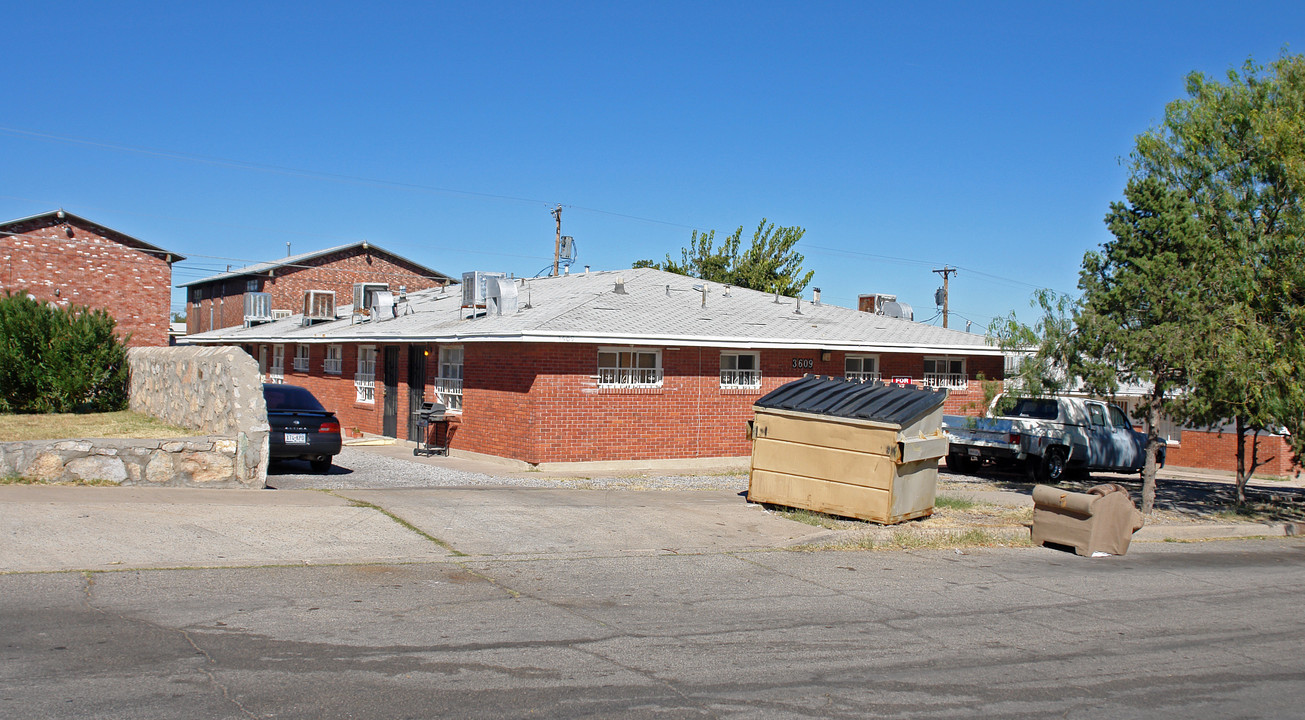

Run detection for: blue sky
[[3, 2, 1301, 331]]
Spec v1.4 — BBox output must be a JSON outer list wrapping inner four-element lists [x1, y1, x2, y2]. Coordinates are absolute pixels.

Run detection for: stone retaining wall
[[0, 437, 254, 486], [0, 346, 270, 488]]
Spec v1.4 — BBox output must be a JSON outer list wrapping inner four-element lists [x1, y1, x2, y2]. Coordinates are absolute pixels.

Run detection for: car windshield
[[1000, 398, 1059, 420], [263, 384, 326, 412]]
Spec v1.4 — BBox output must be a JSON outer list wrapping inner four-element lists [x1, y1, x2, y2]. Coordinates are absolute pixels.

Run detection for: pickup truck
[[941, 396, 1158, 483]]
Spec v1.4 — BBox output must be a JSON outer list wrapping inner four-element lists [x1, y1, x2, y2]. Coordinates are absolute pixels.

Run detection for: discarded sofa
[[1031, 483, 1145, 556]]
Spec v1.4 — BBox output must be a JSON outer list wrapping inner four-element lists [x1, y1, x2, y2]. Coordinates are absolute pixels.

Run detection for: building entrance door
[[382, 345, 400, 437], [407, 345, 427, 441]]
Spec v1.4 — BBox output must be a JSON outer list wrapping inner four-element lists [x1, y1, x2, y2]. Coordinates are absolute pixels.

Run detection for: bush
[[0, 291, 129, 413]]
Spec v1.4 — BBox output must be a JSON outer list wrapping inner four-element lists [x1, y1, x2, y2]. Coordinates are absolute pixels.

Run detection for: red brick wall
[[244, 340, 1005, 465], [1165, 429, 1300, 477], [454, 344, 1001, 464], [187, 247, 449, 334], [1, 217, 174, 347]]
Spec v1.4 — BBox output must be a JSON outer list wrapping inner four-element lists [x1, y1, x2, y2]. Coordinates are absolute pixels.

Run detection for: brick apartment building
[[0, 209, 183, 347], [184, 267, 1005, 467], [179, 241, 456, 335]]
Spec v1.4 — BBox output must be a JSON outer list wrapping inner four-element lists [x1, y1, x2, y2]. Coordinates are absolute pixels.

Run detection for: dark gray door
[[407, 345, 427, 441], [382, 346, 400, 437]]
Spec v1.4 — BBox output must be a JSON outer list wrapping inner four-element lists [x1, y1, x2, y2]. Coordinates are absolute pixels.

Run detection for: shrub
[[0, 291, 129, 413]]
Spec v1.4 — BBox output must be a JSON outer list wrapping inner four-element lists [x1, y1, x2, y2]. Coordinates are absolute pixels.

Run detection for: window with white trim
[[720, 352, 761, 389], [844, 354, 881, 383], [293, 344, 310, 372], [324, 345, 342, 374], [598, 349, 662, 388], [355, 346, 376, 403], [269, 344, 285, 383], [923, 356, 967, 389], [434, 346, 464, 412]]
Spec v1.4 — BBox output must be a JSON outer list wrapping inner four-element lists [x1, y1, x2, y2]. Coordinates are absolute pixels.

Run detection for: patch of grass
[[933, 494, 977, 511], [884, 528, 1032, 550], [0, 475, 119, 487], [799, 528, 1032, 552], [0, 411, 195, 442], [769, 505, 866, 530]]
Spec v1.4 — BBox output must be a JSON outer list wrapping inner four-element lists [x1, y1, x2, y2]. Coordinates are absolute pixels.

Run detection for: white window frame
[[844, 354, 881, 383], [355, 345, 377, 403], [434, 345, 464, 413], [293, 344, 310, 372], [324, 344, 342, 374], [597, 348, 663, 388], [923, 356, 967, 389], [720, 352, 761, 389], [269, 344, 285, 383]]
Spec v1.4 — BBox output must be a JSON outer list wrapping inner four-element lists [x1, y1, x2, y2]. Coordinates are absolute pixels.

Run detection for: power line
[[0, 126, 708, 232]]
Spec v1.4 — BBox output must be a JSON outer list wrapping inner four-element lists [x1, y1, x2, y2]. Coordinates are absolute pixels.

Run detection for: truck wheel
[[945, 454, 977, 474], [1036, 448, 1067, 484]]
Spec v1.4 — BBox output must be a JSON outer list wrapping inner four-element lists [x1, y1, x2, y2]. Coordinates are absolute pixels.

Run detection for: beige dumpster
[[747, 375, 950, 524], [1031, 483, 1144, 556]]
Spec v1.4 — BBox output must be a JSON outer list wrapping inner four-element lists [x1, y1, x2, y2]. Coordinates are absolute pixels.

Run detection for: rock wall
[[127, 346, 268, 438], [0, 437, 257, 487], [0, 346, 271, 488]]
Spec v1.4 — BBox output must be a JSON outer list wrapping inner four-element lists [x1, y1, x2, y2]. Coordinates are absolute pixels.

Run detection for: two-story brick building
[[184, 267, 1006, 468], [179, 241, 456, 334], [0, 209, 183, 347]]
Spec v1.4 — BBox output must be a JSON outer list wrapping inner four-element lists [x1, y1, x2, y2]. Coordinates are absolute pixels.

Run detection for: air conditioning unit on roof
[[302, 289, 336, 325], [244, 292, 273, 327], [461, 271, 506, 309], [351, 283, 388, 323]]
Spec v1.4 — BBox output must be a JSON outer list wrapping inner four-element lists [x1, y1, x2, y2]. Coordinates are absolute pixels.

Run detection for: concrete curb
[[1135, 522, 1294, 541]]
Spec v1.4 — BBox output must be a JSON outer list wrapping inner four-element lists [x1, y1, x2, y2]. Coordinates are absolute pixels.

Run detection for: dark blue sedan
[[263, 383, 342, 473]]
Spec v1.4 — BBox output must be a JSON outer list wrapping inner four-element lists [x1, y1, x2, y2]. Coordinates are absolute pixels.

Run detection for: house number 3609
[[791, 358, 814, 369]]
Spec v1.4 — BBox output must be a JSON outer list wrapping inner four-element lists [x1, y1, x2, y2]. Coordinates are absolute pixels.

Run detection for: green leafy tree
[[1075, 178, 1219, 513], [637, 219, 814, 296], [990, 181, 1214, 513], [0, 291, 129, 413], [1133, 53, 1305, 503]]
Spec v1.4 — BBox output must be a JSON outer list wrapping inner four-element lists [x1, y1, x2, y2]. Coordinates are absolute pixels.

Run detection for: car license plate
[[968, 448, 981, 457], [285, 432, 308, 445]]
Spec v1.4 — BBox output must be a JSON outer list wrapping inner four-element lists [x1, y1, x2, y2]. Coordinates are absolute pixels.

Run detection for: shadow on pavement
[[950, 467, 1305, 522]]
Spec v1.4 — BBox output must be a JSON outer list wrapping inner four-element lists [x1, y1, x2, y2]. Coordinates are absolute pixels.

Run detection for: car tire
[[1035, 447, 1067, 484], [309, 457, 333, 474], [945, 454, 977, 474]]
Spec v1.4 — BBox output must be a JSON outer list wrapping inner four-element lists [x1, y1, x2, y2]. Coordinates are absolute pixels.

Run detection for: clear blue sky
[[3, 1, 1301, 331]]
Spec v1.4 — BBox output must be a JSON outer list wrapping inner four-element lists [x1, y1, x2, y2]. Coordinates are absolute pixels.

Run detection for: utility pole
[[551, 205, 563, 277], [933, 266, 957, 328]]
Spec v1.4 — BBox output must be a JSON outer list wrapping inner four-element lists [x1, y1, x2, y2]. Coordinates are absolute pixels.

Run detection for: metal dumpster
[[747, 375, 950, 524]]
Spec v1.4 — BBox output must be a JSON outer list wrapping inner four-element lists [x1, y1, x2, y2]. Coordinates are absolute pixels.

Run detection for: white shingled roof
[[184, 267, 1003, 355]]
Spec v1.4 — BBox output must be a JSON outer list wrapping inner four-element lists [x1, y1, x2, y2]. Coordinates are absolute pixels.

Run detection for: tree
[[0, 291, 129, 413], [1075, 178, 1219, 513], [1133, 54, 1305, 504], [636, 219, 814, 296], [990, 180, 1215, 514]]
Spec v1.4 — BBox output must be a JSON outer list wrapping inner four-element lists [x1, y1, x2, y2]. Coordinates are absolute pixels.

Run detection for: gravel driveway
[[264, 447, 750, 492]]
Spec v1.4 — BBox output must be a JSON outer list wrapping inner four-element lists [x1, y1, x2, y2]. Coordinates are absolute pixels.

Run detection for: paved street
[[3, 540, 1303, 719], [3, 447, 1303, 718]]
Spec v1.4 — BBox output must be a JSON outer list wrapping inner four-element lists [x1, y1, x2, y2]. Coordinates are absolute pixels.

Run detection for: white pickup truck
[[941, 396, 1158, 483]]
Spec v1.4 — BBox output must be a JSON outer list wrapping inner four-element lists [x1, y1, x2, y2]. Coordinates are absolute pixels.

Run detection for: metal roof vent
[[370, 290, 396, 321], [614, 276, 627, 295], [486, 276, 519, 315], [881, 301, 914, 321]]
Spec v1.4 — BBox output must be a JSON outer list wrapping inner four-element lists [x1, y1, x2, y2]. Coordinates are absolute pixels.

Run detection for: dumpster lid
[[753, 375, 947, 427]]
